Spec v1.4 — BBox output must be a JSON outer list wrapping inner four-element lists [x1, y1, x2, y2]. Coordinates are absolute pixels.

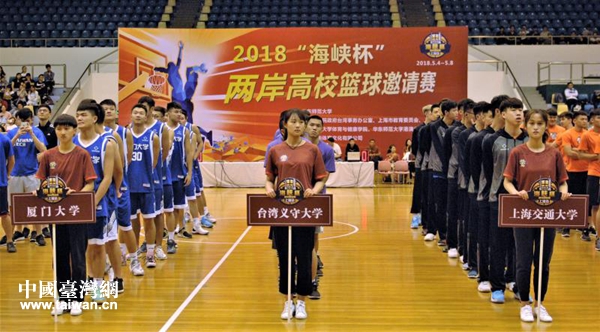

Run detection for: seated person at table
[[327, 137, 342, 161], [344, 138, 360, 161], [367, 139, 382, 169]]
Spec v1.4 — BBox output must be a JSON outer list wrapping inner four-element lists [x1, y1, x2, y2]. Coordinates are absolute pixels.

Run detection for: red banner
[[119, 27, 468, 161]]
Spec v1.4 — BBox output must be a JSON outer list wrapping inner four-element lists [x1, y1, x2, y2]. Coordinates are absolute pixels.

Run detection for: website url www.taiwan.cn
[[20, 301, 117, 311]]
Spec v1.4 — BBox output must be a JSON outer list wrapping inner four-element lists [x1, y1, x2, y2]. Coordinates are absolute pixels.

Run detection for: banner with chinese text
[[119, 27, 468, 161]]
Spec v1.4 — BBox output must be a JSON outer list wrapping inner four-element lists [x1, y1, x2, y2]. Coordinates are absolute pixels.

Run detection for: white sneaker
[[280, 301, 295, 320], [534, 305, 553, 322], [507, 282, 516, 292], [424, 233, 435, 241], [70, 301, 83, 316], [206, 213, 217, 223], [478, 281, 492, 293], [459, 255, 465, 264], [447, 248, 458, 258], [192, 223, 209, 235], [130, 259, 144, 276], [155, 246, 167, 260], [146, 255, 156, 268], [295, 300, 307, 320], [520, 305, 534, 323], [50, 301, 68, 316], [461, 262, 469, 270]]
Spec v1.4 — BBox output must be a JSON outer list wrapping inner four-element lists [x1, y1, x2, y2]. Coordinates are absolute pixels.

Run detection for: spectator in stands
[[20, 65, 28, 77], [2, 86, 13, 107], [367, 138, 382, 169], [44, 64, 55, 95], [507, 25, 517, 44], [35, 74, 47, 103], [26, 85, 39, 107], [495, 27, 507, 45], [590, 31, 600, 44], [567, 31, 583, 45], [11, 73, 22, 90], [24, 73, 32, 85], [539, 26, 552, 45], [16, 82, 27, 104], [0, 103, 10, 126], [327, 137, 342, 161], [517, 25, 529, 45], [5, 116, 16, 131], [564, 82, 579, 111], [344, 137, 360, 161], [582, 26, 592, 39]]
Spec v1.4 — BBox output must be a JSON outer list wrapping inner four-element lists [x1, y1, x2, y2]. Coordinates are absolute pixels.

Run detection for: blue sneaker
[[491, 290, 505, 303], [467, 269, 478, 279], [201, 216, 214, 228], [411, 215, 419, 229], [91, 287, 106, 302]]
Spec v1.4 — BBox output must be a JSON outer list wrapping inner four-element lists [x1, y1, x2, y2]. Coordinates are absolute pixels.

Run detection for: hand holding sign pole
[[248, 178, 332, 322], [499, 178, 585, 323], [11, 176, 95, 322]]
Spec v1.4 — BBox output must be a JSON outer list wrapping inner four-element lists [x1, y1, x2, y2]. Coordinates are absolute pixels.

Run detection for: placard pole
[[536, 227, 545, 324], [53, 225, 58, 322], [287, 225, 292, 322]]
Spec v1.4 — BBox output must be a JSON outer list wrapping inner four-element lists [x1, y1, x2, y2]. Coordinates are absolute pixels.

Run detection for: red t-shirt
[[561, 127, 589, 172], [579, 129, 600, 177], [503, 144, 568, 192], [36, 146, 97, 191], [266, 142, 328, 190]]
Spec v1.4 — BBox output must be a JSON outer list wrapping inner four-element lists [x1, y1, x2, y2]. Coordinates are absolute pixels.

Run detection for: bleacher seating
[[439, 0, 600, 45], [0, 0, 166, 47], [204, 0, 394, 28]]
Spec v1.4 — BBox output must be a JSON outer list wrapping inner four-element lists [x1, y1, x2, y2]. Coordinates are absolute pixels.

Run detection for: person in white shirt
[[327, 137, 342, 161], [26, 85, 39, 106], [564, 81, 579, 111]]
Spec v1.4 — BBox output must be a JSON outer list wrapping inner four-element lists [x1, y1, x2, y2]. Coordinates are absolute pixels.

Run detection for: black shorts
[[587, 175, 600, 214], [0, 186, 7, 216]]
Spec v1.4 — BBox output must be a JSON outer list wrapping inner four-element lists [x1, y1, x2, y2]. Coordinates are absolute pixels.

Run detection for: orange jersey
[[579, 130, 600, 176], [547, 125, 566, 144], [561, 128, 589, 172], [554, 131, 570, 168]]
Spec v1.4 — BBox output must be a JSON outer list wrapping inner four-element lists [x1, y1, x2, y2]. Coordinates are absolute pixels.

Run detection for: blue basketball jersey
[[147, 120, 164, 188], [163, 138, 173, 185], [102, 129, 118, 214], [114, 125, 129, 192], [169, 124, 187, 181], [73, 133, 108, 217], [128, 128, 155, 193]]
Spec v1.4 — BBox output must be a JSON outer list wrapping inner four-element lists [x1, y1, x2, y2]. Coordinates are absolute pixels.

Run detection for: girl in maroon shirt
[[265, 109, 328, 320], [503, 109, 570, 323]]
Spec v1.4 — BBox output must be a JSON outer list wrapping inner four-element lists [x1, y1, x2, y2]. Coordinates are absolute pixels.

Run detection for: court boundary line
[[175, 221, 359, 245], [159, 226, 253, 332]]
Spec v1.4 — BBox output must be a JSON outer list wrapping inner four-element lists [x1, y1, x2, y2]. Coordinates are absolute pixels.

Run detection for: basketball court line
[[158, 226, 253, 332], [175, 221, 359, 245]]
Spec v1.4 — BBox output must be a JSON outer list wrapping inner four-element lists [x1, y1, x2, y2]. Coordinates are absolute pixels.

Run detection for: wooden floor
[[1, 186, 599, 331]]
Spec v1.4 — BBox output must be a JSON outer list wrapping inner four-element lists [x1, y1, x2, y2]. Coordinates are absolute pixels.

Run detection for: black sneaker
[[7, 242, 16, 253], [114, 278, 124, 293], [561, 229, 570, 238], [581, 231, 591, 242], [589, 227, 597, 237], [317, 268, 324, 277], [0, 235, 7, 246], [317, 255, 323, 269], [179, 230, 192, 239], [437, 239, 447, 247], [35, 234, 46, 246], [12, 231, 24, 242], [308, 281, 321, 300], [42, 227, 52, 238], [22, 227, 30, 239], [30, 231, 38, 243]]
